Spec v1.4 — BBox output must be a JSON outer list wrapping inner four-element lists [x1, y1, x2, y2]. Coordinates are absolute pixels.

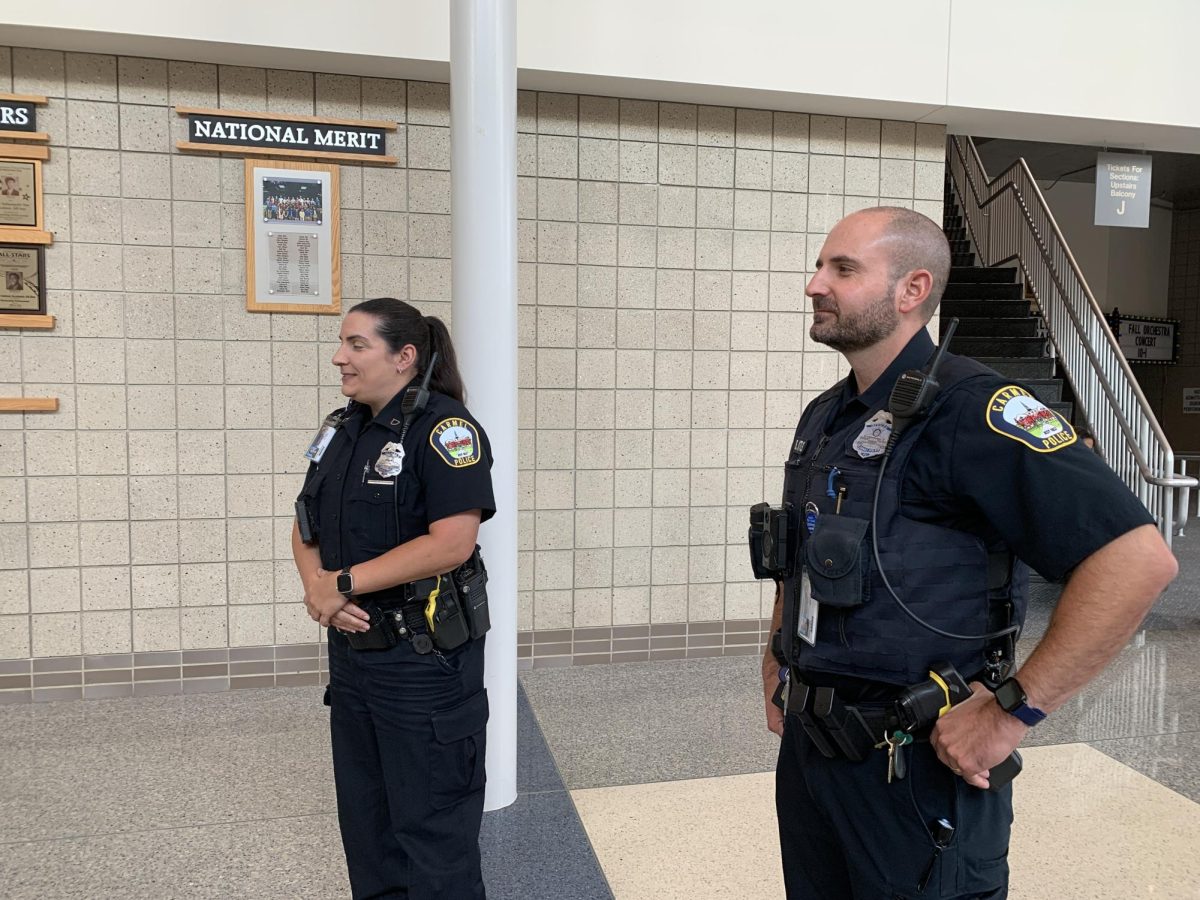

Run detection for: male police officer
[[760, 206, 1177, 898]]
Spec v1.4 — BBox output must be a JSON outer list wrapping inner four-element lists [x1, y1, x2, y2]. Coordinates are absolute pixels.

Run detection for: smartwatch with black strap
[[994, 677, 1046, 726], [336, 566, 355, 598]]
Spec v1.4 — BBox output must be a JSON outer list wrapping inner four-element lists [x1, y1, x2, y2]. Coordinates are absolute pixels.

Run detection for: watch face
[[995, 679, 1026, 712], [337, 572, 353, 594]]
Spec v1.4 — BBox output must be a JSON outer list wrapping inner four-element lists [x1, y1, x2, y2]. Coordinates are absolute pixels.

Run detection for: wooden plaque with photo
[[0, 158, 51, 244], [245, 159, 341, 314], [0, 243, 45, 314]]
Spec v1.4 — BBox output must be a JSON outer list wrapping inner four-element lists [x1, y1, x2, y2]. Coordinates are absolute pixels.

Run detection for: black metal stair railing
[[946, 135, 1195, 546]]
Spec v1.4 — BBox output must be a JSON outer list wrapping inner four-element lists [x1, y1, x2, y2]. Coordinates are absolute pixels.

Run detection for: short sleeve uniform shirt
[[821, 330, 1153, 580], [301, 389, 496, 575]]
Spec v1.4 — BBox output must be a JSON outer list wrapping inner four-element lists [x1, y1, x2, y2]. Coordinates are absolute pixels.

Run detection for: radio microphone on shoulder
[[886, 318, 959, 450]]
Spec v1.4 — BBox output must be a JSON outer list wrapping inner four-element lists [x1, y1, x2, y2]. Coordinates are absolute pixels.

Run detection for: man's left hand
[[930, 681, 1027, 789]]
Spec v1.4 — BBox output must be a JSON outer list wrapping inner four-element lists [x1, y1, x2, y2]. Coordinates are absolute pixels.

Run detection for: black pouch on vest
[[804, 514, 870, 608], [452, 547, 491, 640]]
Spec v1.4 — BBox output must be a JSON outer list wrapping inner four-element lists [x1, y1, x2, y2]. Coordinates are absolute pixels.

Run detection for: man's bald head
[[849, 207, 951, 322]]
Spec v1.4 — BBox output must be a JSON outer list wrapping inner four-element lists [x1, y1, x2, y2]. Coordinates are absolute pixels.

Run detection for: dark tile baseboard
[[516, 619, 772, 669], [0, 620, 773, 703], [0, 643, 328, 704]]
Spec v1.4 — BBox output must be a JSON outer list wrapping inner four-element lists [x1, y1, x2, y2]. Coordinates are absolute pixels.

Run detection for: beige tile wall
[[512, 97, 945, 646], [0, 45, 945, 685]]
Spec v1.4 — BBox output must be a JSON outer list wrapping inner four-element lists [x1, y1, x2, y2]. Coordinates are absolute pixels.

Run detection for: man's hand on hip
[[930, 681, 1027, 789]]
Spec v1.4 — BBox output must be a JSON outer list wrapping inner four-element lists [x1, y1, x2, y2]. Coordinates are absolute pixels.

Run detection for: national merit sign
[[175, 107, 398, 165]]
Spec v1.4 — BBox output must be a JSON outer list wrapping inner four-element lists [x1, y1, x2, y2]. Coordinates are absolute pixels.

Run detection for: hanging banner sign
[[1095, 152, 1152, 228], [1110, 313, 1178, 364], [175, 107, 398, 164]]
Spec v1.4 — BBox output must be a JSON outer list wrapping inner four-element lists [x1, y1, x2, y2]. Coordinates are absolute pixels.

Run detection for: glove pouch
[[804, 515, 870, 608]]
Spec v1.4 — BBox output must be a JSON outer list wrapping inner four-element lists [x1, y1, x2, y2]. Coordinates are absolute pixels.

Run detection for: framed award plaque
[[0, 243, 45, 314], [244, 158, 341, 315]]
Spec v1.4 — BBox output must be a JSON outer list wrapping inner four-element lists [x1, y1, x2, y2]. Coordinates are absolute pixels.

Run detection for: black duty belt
[[783, 676, 908, 761], [344, 591, 435, 654]]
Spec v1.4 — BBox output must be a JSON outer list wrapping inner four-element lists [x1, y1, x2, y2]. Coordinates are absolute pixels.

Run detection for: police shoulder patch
[[430, 417, 481, 468], [985, 386, 1076, 453]]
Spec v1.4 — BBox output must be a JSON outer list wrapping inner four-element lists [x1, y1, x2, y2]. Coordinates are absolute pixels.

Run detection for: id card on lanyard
[[797, 568, 819, 647], [304, 406, 350, 463]]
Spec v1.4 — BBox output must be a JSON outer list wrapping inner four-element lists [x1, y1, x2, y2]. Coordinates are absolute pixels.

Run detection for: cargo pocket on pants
[[430, 689, 489, 810]]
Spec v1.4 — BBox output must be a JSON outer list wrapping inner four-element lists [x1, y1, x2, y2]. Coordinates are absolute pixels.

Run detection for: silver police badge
[[375, 441, 405, 477], [852, 410, 892, 459]]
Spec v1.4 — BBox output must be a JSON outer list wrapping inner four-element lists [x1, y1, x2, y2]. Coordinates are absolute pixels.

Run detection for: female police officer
[[291, 297, 495, 899]]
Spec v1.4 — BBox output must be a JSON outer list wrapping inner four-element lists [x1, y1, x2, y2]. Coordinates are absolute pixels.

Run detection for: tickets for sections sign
[[1095, 152, 1152, 229]]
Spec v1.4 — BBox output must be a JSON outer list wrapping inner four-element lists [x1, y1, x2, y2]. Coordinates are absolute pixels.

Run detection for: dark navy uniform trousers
[[777, 713, 1012, 899], [328, 632, 488, 900]]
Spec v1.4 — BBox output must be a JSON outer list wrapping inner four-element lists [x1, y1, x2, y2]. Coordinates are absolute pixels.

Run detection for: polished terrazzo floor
[[2, 540, 1199, 898]]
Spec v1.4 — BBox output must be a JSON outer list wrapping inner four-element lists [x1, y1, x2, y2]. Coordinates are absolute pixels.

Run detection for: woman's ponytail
[[422, 314, 465, 403]]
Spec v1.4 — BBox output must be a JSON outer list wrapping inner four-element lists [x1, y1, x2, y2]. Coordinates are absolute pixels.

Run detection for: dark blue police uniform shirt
[[303, 389, 496, 575], [824, 329, 1153, 581]]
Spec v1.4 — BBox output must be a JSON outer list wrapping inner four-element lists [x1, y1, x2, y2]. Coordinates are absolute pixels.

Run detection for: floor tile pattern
[[2, 535, 1198, 899]]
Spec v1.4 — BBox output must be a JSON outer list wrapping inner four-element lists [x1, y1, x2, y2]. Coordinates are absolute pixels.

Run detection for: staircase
[[943, 134, 1194, 546], [940, 183, 1075, 422]]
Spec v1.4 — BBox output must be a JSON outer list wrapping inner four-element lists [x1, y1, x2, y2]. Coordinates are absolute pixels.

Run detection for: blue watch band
[[996, 677, 1046, 726], [1008, 703, 1046, 727]]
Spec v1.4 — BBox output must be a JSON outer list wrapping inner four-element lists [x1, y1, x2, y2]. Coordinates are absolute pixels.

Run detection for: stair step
[[952, 336, 1047, 358], [951, 253, 976, 267], [1024, 379, 1064, 404], [944, 282, 1024, 300], [941, 299, 1031, 318], [952, 317, 1041, 338], [945, 226, 967, 243], [950, 266, 1017, 284], [968, 357, 1056, 379], [949, 239, 971, 254]]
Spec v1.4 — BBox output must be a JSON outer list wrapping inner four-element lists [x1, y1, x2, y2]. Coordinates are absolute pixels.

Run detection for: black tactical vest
[[780, 353, 1027, 686]]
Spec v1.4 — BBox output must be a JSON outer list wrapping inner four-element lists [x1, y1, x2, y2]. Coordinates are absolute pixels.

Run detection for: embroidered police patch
[[430, 417, 481, 467], [986, 386, 1076, 453]]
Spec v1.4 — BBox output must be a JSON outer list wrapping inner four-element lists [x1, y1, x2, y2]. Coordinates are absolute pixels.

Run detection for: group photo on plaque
[[244, 158, 340, 315], [262, 177, 324, 225]]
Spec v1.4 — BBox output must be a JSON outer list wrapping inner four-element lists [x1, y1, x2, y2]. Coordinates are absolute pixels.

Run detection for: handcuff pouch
[[804, 514, 870, 609]]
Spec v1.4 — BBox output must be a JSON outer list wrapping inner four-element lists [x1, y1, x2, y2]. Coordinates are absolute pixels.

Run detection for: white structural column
[[450, 0, 519, 811]]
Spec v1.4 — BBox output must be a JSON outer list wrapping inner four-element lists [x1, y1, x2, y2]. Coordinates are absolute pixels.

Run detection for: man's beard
[[809, 287, 899, 353]]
